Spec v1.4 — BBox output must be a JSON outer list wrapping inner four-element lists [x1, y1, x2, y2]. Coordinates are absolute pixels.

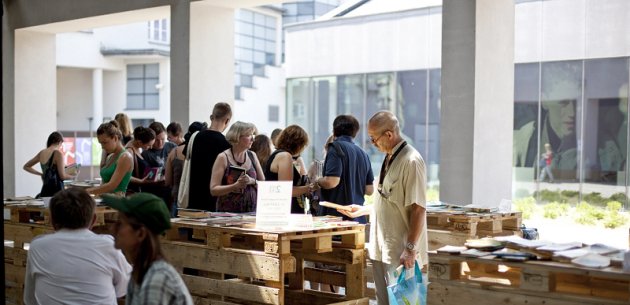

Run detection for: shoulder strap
[[46, 150, 57, 166], [186, 131, 199, 161], [246, 150, 256, 168]]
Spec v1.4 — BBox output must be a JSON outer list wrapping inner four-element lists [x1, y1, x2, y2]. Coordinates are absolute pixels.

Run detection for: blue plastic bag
[[387, 262, 427, 305]]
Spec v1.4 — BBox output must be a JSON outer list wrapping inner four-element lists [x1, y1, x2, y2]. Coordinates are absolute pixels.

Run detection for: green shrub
[[606, 201, 623, 212], [514, 188, 531, 199], [513, 197, 537, 220], [608, 193, 628, 206], [543, 202, 569, 219], [535, 189, 566, 203], [560, 190, 579, 198], [603, 212, 628, 229], [426, 188, 439, 202], [582, 192, 606, 207], [574, 201, 605, 225]]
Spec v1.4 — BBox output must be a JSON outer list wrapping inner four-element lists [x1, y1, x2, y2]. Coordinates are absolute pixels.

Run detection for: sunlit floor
[[524, 214, 630, 250]]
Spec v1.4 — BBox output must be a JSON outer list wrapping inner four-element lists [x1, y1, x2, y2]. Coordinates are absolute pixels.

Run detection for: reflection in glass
[[312, 77, 337, 163], [337, 75, 365, 144], [398, 70, 427, 158], [540, 61, 582, 182], [583, 58, 629, 186], [428, 69, 441, 184]]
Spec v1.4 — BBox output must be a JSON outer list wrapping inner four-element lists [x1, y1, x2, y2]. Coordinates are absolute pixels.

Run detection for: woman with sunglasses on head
[[210, 121, 265, 213]]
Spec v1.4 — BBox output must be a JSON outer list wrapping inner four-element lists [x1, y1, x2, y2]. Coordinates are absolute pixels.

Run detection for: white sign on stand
[[255, 181, 293, 230]]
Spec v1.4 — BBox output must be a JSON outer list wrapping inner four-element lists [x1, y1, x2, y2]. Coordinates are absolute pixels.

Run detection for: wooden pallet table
[[3, 204, 117, 305], [427, 211, 522, 250], [428, 252, 630, 305], [162, 218, 369, 305]]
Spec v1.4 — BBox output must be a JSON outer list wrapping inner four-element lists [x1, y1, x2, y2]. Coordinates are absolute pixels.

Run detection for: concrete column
[[440, 0, 515, 206], [92, 68, 103, 131], [12, 30, 57, 197], [170, 0, 190, 126], [188, 2, 235, 124]]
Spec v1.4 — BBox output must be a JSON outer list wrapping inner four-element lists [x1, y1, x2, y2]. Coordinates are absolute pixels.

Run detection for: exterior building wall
[[285, 7, 442, 78], [235, 64, 286, 134]]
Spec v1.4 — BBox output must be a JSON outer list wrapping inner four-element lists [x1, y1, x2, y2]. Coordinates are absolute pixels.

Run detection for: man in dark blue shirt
[[316, 115, 374, 223]]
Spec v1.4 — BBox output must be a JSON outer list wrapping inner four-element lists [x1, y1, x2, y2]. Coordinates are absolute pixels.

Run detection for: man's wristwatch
[[405, 241, 416, 252]]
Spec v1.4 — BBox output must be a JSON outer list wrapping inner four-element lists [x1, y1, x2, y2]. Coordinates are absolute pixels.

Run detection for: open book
[[319, 201, 353, 212]]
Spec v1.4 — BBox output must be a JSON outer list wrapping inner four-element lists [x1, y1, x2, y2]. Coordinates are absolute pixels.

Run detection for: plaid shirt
[[126, 260, 193, 305]]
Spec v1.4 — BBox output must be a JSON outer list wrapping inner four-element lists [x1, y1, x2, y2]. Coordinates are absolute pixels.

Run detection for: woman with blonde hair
[[210, 121, 265, 213], [115, 113, 133, 145]]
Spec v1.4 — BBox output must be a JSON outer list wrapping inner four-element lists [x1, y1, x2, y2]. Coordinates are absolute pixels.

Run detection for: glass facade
[[234, 9, 277, 99], [512, 58, 630, 207], [287, 69, 442, 184]]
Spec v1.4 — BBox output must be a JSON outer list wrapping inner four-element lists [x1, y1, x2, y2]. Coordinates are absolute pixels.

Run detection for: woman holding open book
[[210, 121, 265, 213]]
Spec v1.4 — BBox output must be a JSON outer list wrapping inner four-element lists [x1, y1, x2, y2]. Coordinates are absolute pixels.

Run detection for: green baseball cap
[[102, 192, 171, 234]]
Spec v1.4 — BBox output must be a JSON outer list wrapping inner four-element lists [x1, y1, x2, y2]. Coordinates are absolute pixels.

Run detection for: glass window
[[254, 64, 265, 76], [265, 53, 275, 66], [312, 77, 337, 162], [540, 60, 583, 182], [240, 62, 254, 75], [254, 38, 265, 51], [582, 57, 629, 187], [265, 41, 275, 53], [145, 94, 159, 110], [265, 28, 276, 42], [238, 10, 253, 22], [269, 105, 280, 122], [254, 12, 266, 25], [287, 78, 312, 141], [428, 68, 441, 183], [265, 15, 276, 29], [298, 2, 314, 15], [513, 63, 541, 169], [398, 70, 428, 159], [284, 4, 297, 16], [254, 25, 265, 38], [126, 64, 160, 110], [241, 75, 253, 88], [254, 51, 265, 64]]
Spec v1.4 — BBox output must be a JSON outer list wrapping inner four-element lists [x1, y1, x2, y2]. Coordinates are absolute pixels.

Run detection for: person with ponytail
[[87, 121, 133, 196]]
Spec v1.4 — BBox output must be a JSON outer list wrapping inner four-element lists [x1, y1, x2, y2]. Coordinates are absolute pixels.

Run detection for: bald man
[[339, 111, 427, 305]]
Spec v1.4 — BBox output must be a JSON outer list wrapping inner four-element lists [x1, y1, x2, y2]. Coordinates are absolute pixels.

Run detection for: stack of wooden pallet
[[428, 252, 630, 305], [3, 203, 118, 305], [162, 218, 369, 305], [427, 210, 522, 250]]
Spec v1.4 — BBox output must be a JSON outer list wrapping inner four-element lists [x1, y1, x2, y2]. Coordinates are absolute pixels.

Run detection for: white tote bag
[[177, 131, 199, 208]]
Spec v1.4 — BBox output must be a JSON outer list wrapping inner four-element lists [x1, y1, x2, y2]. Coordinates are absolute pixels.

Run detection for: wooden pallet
[[427, 211, 522, 235], [162, 219, 367, 305], [3, 204, 116, 305], [428, 252, 630, 305]]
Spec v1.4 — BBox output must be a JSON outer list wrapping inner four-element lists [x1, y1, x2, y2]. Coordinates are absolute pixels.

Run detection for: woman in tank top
[[23, 131, 77, 196], [210, 121, 265, 213], [263, 125, 315, 213], [87, 121, 133, 196]]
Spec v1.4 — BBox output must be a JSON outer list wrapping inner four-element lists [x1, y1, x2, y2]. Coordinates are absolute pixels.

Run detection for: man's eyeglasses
[[370, 131, 389, 144]]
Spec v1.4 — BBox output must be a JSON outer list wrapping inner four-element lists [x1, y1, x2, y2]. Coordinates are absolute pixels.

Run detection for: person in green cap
[[102, 192, 193, 305]]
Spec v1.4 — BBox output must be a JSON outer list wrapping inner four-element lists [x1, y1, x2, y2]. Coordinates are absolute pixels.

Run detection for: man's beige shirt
[[368, 141, 428, 266]]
